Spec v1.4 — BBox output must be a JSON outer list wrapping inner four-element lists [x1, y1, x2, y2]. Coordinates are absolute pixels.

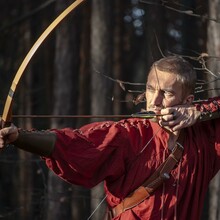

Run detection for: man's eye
[[164, 91, 173, 97], [146, 86, 154, 92]]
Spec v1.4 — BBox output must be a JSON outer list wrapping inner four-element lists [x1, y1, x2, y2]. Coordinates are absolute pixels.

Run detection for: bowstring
[[86, 195, 107, 220], [139, 125, 163, 154], [85, 4, 162, 218], [86, 125, 162, 219]]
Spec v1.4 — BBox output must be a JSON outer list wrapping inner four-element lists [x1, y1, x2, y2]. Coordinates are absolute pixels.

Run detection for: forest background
[[0, 0, 220, 219]]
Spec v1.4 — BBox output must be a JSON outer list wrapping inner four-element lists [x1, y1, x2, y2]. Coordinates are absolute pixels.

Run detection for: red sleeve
[[194, 96, 220, 113], [43, 120, 146, 188], [197, 118, 220, 177], [212, 118, 220, 175], [194, 96, 220, 174]]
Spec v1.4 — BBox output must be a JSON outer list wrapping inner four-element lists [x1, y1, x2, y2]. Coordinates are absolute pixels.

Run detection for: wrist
[[195, 98, 220, 122], [13, 129, 56, 156]]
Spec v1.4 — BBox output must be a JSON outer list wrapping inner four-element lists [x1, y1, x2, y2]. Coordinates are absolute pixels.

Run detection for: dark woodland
[[0, 0, 220, 219]]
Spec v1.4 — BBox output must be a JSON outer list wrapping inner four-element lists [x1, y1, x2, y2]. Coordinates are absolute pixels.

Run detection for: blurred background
[[0, 0, 219, 219]]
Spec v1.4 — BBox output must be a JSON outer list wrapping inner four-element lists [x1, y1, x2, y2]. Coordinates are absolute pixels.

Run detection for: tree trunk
[[77, 0, 91, 127], [90, 1, 114, 219], [46, 0, 81, 219], [17, 0, 33, 219], [113, 0, 126, 115], [207, 0, 220, 219]]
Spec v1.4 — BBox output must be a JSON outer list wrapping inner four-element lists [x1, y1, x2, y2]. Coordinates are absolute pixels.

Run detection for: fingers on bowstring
[[159, 112, 180, 127], [159, 114, 184, 133]]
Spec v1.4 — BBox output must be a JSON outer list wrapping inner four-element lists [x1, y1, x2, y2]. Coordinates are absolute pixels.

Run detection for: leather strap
[[108, 131, 185, 218]]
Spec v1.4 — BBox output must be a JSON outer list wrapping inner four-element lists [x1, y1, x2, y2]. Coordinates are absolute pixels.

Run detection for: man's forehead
[[146, 68, 179, 88]]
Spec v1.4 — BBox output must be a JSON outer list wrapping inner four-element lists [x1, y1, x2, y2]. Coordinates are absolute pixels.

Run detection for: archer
[[0, 56, 219, 220]]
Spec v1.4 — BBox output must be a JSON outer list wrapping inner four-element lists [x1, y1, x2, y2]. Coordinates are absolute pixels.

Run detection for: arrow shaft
[[12, 114, 131, 119], [12, 113, 163, 119]]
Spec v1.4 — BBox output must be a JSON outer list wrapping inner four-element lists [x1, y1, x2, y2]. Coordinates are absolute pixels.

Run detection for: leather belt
[[107, 131, 185, 219]]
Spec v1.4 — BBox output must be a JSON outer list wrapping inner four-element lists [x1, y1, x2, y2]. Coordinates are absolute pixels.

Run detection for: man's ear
[[183, 94, 194, 104]]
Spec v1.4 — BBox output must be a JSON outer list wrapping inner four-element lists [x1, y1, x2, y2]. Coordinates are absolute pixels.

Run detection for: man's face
[[145, 67, 185, 113]]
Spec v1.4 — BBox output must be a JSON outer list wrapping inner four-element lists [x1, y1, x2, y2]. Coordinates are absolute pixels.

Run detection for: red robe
[[44, 116, 220, 220]]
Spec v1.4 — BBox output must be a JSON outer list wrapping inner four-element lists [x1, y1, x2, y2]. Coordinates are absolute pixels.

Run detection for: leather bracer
[[13, 129, 56, 157], [195, 96, 220, 122]]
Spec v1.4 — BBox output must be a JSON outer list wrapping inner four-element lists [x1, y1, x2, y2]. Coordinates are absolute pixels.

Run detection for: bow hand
[[0, 123, 19, 149]]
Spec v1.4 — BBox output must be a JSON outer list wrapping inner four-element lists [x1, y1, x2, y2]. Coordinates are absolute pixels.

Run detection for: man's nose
[[151, 91, 163, 106]]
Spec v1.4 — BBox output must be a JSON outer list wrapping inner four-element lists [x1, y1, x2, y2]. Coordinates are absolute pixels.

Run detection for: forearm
[[195, 97, 220, 122], [13, 129, 57, 157]]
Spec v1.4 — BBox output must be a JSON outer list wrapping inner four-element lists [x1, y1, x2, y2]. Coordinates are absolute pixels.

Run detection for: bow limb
[[1, 0, 85, 128]]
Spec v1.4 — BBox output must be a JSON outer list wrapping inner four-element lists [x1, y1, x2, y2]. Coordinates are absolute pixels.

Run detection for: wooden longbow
[[1, 0, 85, 127], [1, 0, 161, 127]]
